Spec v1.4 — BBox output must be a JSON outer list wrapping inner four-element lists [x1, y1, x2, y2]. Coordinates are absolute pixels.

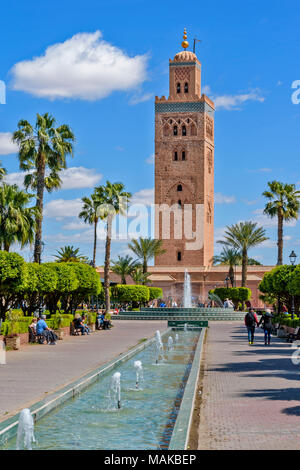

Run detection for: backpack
[[245, 312, 255, 327]]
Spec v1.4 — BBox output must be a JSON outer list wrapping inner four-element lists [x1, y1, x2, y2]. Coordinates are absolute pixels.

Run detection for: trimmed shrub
[[111, 285, 150, 304], [149, 287, 163, 301]]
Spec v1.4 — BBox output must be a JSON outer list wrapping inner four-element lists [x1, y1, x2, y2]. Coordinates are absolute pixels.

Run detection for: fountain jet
[[110, 372, 121, 409], [155, 330, 164, 364], [134, 360, 143, 388], [16, 409, 35, 450]]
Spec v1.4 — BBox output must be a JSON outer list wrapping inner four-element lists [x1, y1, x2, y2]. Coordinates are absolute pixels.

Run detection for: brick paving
[[198, 322, 300, 450], [0, 320, 166, 421]]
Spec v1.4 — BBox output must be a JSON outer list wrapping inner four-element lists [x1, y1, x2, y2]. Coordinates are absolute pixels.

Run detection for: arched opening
[[177, 251, 182, 261], [178, 199, 182, 208], [182, 151, 186, 161], [173, 126, 178, 136], [184, 82, 189, 93], [174, 151, 178, 161], [182, 126, 186, 136], [177, 83, 181, 93], [177, 184, 182, 191]]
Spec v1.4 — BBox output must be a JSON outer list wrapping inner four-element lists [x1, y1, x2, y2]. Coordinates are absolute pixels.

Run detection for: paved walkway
[[198, 322, 300, 450], [0, 320, 166, 421]]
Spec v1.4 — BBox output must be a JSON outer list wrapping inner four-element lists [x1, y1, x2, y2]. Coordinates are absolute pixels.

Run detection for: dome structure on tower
[[173, 50, 197, 62]]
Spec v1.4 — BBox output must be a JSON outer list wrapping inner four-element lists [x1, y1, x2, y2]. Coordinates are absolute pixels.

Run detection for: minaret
[[154, 30, 215, 267]]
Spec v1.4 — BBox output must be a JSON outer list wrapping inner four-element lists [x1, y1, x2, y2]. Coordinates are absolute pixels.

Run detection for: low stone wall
[[0, 325, 71, 347]]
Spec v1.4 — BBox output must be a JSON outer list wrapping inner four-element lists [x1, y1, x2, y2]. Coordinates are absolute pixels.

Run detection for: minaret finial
[[181, 28, 189, 49]]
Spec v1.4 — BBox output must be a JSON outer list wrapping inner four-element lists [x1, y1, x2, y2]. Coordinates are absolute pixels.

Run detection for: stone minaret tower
[[154, 30, 215, 267]]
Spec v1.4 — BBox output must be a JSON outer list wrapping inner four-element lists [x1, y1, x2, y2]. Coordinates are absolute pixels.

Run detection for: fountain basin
[[0, 328, 206, 450]]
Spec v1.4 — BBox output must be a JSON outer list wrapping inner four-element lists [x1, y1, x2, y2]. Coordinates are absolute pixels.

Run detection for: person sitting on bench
[[73, 315, 86, 335], [96, 311, 104, 330], [36, 315, 57, 345]]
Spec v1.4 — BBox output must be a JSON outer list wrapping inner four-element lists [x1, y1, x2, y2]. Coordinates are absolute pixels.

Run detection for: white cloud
[[0, 133, 18, 155], [253, 208, 297, 228], [131, 188, 154, 206], [145, 153, 154, 164], [11, 31, 148, 101], [44, 198, 83, 219], [60, 167, 102, 189], [203, 85, 265, 110], [129, 92, 153, 105], [214, 193, 236, 204], [4, 166, 101, 190], [61, 221, 88, 231], [210, 89, 265, 110]]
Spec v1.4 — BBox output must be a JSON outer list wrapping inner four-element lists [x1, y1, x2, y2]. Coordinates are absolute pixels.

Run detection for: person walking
[[258, 309, 273, 345], [244, 308, 259, 345]]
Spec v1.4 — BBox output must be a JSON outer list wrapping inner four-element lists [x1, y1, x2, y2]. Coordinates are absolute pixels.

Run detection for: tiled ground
[[198, 322, 300, 450]]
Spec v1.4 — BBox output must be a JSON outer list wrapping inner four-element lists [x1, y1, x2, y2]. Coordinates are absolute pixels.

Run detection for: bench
[[28, 326, 45, 344], [70, 322, 82, 336], [287, 327, 300, 343]]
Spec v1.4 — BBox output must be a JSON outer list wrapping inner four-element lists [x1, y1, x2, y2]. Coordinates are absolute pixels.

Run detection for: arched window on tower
[[177, 184, 182, 192], [177, 83, 181, 93], [178, 199, 182, 208], [182, 151, 186, 161], [174, 151, 178, 161], [184, 82, 189, 93], [177, 251, 182, 261], [173, 125, 178, 136], [182, 126, 186, 136]]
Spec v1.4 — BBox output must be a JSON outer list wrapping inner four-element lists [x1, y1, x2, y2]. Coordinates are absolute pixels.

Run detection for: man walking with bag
[[244, 308, 259, 345]]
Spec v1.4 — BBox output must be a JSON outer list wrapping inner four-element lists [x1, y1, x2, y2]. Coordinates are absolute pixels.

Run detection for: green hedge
[[210, 287, 251, 304], [111, 285, 150, 303]]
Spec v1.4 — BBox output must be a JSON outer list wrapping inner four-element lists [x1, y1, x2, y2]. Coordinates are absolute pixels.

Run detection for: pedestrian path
[[198, 322, 300, 450], [0, 320, 166, 421]]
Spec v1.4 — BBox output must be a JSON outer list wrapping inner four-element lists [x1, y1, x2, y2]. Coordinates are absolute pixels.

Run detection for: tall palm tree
[[13, 113, 75, 263], [111, 255, 138, 284], [54, 245, 87, 263], [0, 183, 38, 251], [212, 248, 241, 287], [131, 267, 152, 285], [128, 237, 166, 273], [217, 221, 268, 287], [79, 191, 102, 267], [0, 161, 6, 181], [97, 181, 131, 312], [263, 181, 300, 265]]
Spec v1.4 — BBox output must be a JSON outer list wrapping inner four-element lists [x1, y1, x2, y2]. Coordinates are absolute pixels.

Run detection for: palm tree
[[0, 183, 38, 251], [54, 245, 87, 263], [263, 181, 300, 265], [97, 181, 131, 312], [0, 161, 6, 181], [79, 191, 103, 267], [111, 255, 139, 284], [13, 113, 75, 263], [217, 221, 268, 287], [212, 248, 241, 287], [128, 237, 166, 273], [131, 267, 152, 285]]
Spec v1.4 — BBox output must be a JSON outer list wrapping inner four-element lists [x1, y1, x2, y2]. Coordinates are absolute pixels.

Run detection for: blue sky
[[0, 0, 300, 265]]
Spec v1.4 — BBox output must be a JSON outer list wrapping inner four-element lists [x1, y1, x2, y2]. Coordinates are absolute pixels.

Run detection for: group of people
[[244, 308, 273, 345], [95, 311, 111, 330], [29, 316, 58, 345]]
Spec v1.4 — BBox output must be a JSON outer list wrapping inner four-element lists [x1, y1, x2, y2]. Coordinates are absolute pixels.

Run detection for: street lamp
[[289, 250, 297, 321]]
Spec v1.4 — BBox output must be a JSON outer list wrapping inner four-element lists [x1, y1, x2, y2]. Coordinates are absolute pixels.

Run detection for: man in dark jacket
[[258, 309, 273, 345], [244, 308, 259, 345]]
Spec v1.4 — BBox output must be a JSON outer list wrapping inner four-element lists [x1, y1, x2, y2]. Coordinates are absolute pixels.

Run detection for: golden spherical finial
[[181, 28, 189, 49]]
